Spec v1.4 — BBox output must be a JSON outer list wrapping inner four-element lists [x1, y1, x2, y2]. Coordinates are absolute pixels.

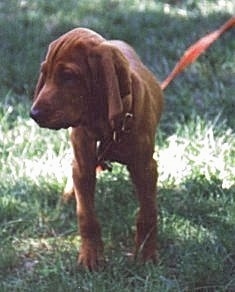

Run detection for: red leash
[[161, 16, 235, 90]]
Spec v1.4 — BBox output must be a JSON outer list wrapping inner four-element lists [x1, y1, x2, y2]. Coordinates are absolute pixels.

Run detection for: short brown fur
[[30, 28, 163, 270]]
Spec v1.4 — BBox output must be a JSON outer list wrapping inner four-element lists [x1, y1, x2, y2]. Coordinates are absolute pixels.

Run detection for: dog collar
[[96, 111, 133, 172]]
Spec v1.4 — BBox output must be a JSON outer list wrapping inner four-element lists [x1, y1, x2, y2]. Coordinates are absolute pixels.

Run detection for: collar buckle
[[113, 112, 133, 142], [121, 112, 133, 133]]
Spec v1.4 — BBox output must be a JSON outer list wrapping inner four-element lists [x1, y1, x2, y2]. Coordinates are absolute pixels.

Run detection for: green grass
[[1, 0, 235, 291]]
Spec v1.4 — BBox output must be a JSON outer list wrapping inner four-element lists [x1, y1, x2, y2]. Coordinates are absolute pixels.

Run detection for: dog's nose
[[30, 108, 40, 120], [30, 107, 46, 124]]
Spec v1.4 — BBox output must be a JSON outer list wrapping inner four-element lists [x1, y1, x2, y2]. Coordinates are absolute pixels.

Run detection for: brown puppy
[[30, 28, 163, 270]]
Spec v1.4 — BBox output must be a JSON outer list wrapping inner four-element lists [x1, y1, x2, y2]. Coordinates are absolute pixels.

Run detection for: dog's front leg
[[70, 127, 103, 270], [128, 157, 158, 263]]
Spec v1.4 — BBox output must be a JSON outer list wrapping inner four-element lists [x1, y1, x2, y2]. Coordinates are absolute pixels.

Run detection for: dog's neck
[[95, 94, 134, 171]]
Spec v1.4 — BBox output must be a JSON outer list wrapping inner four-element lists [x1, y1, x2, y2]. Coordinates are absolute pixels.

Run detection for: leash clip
[[121, 113, 133, 133], [113, 112, 133, 143]]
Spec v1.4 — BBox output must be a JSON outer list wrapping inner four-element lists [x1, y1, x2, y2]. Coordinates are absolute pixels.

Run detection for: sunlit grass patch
[[157, 115, 235, 188], [1, 104, 71, 187]]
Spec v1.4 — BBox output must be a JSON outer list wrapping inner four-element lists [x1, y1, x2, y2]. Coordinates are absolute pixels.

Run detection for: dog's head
[[30, 28, 131, 130]]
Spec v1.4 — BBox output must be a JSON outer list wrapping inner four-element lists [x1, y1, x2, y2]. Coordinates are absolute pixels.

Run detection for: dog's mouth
[[32, 115, 87, 130], [30, 107, 89, 130], [36, 118, 85, 130]]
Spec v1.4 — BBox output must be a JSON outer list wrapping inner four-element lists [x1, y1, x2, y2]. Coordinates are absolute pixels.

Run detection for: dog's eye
[[61, 70, 77, 82]]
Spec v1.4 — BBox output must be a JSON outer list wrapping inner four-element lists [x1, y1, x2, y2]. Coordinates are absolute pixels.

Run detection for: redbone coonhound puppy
[[30, 28, 163, 270]]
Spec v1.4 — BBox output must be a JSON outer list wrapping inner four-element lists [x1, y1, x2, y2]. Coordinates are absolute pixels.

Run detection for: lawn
[[0, 0, 234, 291]]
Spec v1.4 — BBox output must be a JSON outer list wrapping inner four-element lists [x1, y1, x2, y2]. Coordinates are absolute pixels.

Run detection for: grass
[[0, 0, 235, 291]]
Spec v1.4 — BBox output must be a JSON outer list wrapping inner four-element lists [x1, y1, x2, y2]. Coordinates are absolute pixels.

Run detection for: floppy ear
[[88, 43, 131, 128]]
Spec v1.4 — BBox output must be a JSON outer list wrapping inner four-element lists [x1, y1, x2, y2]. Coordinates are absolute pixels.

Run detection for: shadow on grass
[[160, 175, 235, 244], [2, 168, 234, 247], [159, 176, 235, 287], [0, 167, 234, 290], [0, 177, 75, 238]]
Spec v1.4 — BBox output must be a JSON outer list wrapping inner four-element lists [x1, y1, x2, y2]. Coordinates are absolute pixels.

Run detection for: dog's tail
[[161, 16, 235, 91]]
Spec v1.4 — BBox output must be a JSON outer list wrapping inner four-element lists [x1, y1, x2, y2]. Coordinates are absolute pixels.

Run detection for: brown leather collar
[[96, 92, 134, 171], [96, 112, 133, 171]]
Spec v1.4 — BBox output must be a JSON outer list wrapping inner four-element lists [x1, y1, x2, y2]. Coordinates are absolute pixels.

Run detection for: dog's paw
[[134, 239, 158, 264], [78, 242, 104, 271]]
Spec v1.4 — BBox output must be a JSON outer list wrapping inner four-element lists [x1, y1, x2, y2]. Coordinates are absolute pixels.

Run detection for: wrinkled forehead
[[45, 28, 105, 64]]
